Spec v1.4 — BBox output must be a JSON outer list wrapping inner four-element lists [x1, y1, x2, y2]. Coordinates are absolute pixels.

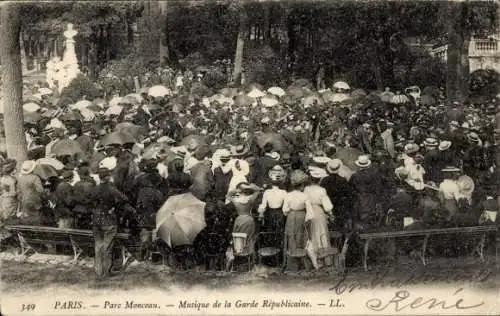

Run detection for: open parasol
[[50, 139, 83, 156], [115, 122, 147, 140], [255, 132, 291, 152], [156, 192, 206, 247], [333, 81, 350, 90], [148, 85, 172, 98], [33, 163, 59, 180], [100, 131, 137, 146], [267, 87, 286, 97], [36, 157, 65, 170], [391, 93, 410, 104]]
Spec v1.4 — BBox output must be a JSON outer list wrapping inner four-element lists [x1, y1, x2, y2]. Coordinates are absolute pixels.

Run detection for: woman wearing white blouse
[[258, 165, 287, 250], [304, 167, 334, 267]]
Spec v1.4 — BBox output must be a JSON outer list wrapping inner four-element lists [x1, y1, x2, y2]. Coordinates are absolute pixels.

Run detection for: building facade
[[431, 33, 500, 73]]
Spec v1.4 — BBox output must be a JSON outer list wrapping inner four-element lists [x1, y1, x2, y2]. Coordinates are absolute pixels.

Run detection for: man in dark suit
[[321, 159, 353, 231], [349, 155, 384, 228], [91, 157, 136, 278]]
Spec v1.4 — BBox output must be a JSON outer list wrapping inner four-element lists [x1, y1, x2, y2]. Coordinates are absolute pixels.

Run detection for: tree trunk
[[159, 0, 168, 65], [0, 3, 28, 164], [233, 7, 247, 86], [19, 32, 29, 74], [263, 4, 271, 43], [446, 2, 469, 103]]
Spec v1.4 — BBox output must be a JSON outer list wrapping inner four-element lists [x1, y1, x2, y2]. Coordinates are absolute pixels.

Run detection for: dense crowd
[[0, 69, 499, 275]]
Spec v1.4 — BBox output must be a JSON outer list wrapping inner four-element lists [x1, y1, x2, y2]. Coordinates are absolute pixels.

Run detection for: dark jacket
[[213, 167, 232, 201], [91, 181, 131, 227], [53, 181, 75, 219]]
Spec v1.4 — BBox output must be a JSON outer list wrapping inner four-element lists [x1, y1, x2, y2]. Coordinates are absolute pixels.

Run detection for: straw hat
[[355, 155, 371, 168], [326, 159, 342, 174], [98, 157, 117, 171], [267, 152, 280, 161], [395, 166, 409, 180], [290, 169, 309, 187], [467, 132, 481, 144], [404, 143, 420, 154], [308, 166, 328, 179], [268, 165, 286, 182], [441, 166, 461, 172], [423, 137, 438, 147], [438, 140, 452, 151], [20, 160, 36, 175], [311, 156, 331, 167]]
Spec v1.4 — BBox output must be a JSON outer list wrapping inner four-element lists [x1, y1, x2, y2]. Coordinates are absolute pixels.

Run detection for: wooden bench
[[358, 225, 499, 271], [5, 225, 141, 268]]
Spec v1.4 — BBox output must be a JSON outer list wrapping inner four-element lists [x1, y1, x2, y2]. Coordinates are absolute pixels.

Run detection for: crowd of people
[[0, 68, 499, 276]]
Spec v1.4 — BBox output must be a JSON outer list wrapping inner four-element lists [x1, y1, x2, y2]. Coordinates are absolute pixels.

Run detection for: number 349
[[21, 304, 36, 312]]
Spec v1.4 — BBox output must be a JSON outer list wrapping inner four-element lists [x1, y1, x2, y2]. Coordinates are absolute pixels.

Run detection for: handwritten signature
[[365, 288, 484, 312], [330, 268, 491, 294]]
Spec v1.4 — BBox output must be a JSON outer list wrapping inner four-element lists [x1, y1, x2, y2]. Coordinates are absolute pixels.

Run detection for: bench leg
[[473, 233, 486, 262], [17, 233, 36, 257], [418, 234, 429, 266], [69, 237, 83, 264], [363, 238, 371, 272], [121, 246, 134, 270]]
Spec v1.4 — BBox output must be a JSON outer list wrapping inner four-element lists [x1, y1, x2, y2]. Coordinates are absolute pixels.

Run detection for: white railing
[[470, 39, 499, 57]]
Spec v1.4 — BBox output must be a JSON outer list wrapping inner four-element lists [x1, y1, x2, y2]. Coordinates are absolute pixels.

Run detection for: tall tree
[[0, 2, 28, 164], [232, 1, 248, 85], [445, 1, 497, 103]]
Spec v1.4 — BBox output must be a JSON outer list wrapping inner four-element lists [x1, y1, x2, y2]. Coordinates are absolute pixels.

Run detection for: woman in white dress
[[304, 167, 334, 268]]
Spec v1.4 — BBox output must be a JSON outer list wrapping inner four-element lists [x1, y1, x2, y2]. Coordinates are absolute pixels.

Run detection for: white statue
[[59, 23, 80, 92]]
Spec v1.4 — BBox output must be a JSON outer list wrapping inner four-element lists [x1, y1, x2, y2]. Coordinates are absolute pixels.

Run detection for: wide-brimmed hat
[[171, 146, 188, 159], [290, 169, 309, 187], [449, 121, 459, 127], [20, 160, 36, 175], [217, 148, 231, 161], [230, 144, 249, 157], [2, 159, 16, 174], [311, 156, 331, 167], [441, 166, 461, 172], [267, 151, 280, 161], [355, 155, 371, 168], [404, 143, 420, 154], [98, 157, 117, 171], [467, 132, 481, 143], [308, 166, 328, 179], [438, 140, 452, 151], [457, 175, 475, 195], [268, 165, 286, 182], [423, 137, 438, 147], [395, 166, 409, 180], [326, 159, 342, 174]]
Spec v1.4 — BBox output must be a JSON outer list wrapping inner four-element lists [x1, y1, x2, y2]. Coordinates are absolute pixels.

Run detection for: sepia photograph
[[0, 0, 499, 315]]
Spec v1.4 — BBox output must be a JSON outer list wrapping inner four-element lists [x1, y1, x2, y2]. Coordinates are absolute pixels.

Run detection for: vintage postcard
[[1, 0, 499, 315]]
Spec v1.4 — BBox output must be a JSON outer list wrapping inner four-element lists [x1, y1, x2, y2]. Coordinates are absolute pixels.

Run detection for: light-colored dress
[[304, 185, 334, 262], [439, 179, 459, 218], [0, 175, 18, 220], [282, 191, 312, 254]]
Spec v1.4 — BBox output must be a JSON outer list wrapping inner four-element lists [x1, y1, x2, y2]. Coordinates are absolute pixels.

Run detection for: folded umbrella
[[100, 131, 137, 146], [156, 193, 206, 247], [50, 139, 83, 156]]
